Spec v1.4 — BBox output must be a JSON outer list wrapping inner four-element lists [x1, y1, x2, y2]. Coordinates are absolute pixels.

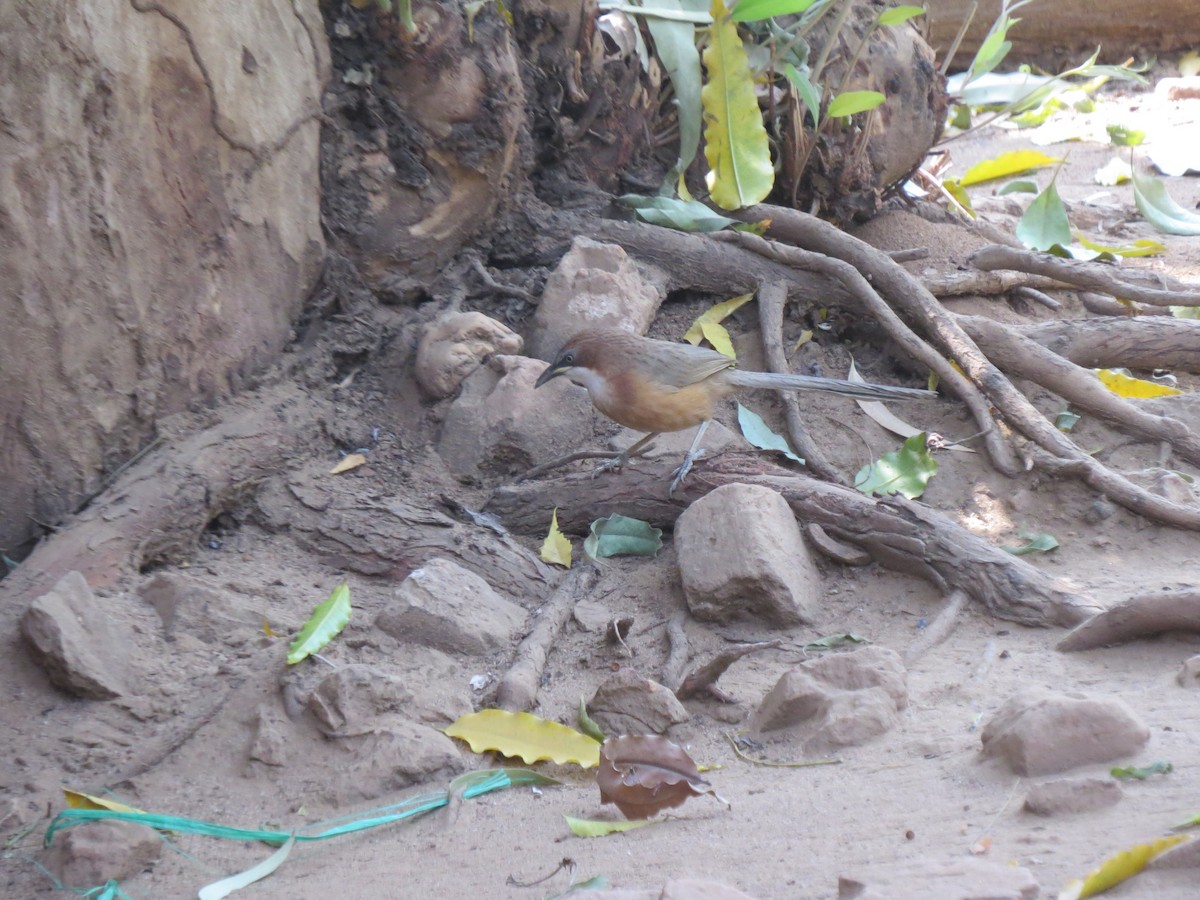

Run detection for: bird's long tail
[[724, 369, 934, 401]]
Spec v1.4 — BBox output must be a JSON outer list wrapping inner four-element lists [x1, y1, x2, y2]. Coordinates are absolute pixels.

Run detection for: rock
[[1023, 777, 1122, 816], [981, 688, 1150, 776], [45, 820, 161, 888], [529, 237, 667, 359], [837, 857, 1039, 899], [675, 483, 821, 627], [21, 571, 131, 699], [661, 878, 758, 899], [589, 670, 690, 735], [1177, 655, 1200, 689], [751, 647, 908, 752], [249, 705, 289, 767], [415, 311, 524, 399], [376, 558, 526, 656], [437, 354, 593, 475], [140, 572, 262, 644], [326, 716, 465, 800], [306, 656, 471, 734]]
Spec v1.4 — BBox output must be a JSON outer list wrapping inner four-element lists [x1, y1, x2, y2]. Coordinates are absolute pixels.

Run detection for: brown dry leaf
[[330, 453, 367, 475], [597, 735, 727, 819]]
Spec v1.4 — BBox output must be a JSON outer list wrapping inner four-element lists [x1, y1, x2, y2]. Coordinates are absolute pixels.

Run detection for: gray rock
[[140, 572, 262, 644], [1177, 654, 1200, 689], [837, 857, 1039, 899], [752, 647, 908, 752], [437, 354, 593, 475], [376, 558, 526, 656], [675, 483, 821, 627], [590, 670, 690, 735], [325, 716, 465, 800], [661, 878, 758, 899], [307, 664, 413, 736], [528, 236, 666, 360], [415, 311, 523, 399], [21, 571, 131, 699], [1024, 777, 1122, 816], [46, 820, 161, 889], [249, 705, 289, 767], [981, 687, 1150, 776]]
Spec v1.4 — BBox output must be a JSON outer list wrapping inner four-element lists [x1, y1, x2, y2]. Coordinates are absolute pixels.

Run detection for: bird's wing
[[633, 340, 735, 390]]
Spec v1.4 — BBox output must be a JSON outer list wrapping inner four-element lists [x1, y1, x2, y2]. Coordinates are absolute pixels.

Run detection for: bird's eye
[[560, 351, 575, 366]]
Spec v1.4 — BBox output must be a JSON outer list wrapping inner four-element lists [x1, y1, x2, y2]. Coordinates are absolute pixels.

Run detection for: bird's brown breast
[[591, 369, 732, 433]]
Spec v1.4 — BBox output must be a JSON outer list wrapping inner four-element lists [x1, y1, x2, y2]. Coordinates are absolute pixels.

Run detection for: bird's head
[[534, 330, 612, 389]]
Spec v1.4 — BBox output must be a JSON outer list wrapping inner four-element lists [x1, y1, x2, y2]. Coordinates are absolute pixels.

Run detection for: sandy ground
[[3, 76, 1200, 900]]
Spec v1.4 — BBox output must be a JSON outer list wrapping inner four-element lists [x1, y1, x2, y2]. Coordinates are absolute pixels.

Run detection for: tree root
[[676, 639, 783, 702], [487, 455, 1100, 628], [1057, 589, 1200, 651]]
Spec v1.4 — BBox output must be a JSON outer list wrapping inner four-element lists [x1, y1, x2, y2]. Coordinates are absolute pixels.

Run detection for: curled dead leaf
[[597, 734, 727, 819]]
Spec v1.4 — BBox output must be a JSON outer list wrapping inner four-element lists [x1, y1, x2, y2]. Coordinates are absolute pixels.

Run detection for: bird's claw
[[668, 448, 706, 497], [591, 454, 629, 479]]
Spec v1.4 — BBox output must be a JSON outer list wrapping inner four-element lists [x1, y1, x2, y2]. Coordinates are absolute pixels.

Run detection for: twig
[[757, 280, 841, 482], [1011, 286, 1062, 311], [971, 245, 1200, 307], [887, 248, 930, 263], [469, 257, 538, 304], [921, 268, 1069, 298], [496, 566, 599, 711], [725, 733, 842, 768], [904, 589, 969, 665]]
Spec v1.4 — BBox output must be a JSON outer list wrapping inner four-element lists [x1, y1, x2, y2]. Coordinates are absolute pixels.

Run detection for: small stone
[[1177, 655, 1200, 689], [415, 311, 523, 399], [326, 716, 464, 800], [589, 670, 690, 735], [528, 237, 667, 360], [376, 558, 526, 656], [45, 820, 161, 888], [307, 664, 413, 736], [981, 688, 1150, 776], [21, 571, 131, 699], [249, 705, 289, 766], [675, 483, 821, 627], [837, 856, 1038, 899], [1024, 777, 1122, 816], [751, 647, 907, 752]]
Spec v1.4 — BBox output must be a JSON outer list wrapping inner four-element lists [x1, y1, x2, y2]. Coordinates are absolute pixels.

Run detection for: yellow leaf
[[330, 453, 367, 475], [539, 508, 572, 568], [959, 150, 1062, 187], [64, 790, 145, 815], [564, 815, 663, 838], [699, 321, 736, 358], [262, 619, 277, 638], [1059, 834, 1190, 899], [444, 709, 601, 768], [702, 0, 774, 210], [1095, 369, 1182, 399], [792, 330, 813, 352], [683, 293, 755, 344], [1075, 234, 1165, 258], [942, 178, 976, 217]]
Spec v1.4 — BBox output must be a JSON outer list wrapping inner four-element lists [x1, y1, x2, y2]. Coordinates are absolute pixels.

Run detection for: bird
[[534, 327, 935, 494]]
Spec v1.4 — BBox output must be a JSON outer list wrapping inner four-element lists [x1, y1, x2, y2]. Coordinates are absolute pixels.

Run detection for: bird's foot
[[668, 448, 706, 496], [591, 452, 630, 479]]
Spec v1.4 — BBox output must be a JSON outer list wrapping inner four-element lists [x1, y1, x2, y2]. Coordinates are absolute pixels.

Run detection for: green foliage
[[584, 515, 664, 560], [854, 433, 938, 500], [737, 403, 804, 464], [1016, 180, 1071, 251], [287, 583, 351, 665], [826, 90, 885, 118]]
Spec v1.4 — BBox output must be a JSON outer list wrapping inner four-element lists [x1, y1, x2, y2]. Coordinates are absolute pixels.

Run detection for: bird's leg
[[591, 432, 659, 479], [668, 420, 711, 496]]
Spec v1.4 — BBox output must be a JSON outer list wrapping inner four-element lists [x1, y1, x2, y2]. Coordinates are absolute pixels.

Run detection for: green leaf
[[826, 90, 885, 118], [877, 5, 924, 26], [730, 0, 819, 22], [737, 402, 803, 464], [949, 103, 971, 130], [1132, 168, 1200, 236], [1002, 532, 1060, 555], [444, 710, 602, 768], [1011, 97, 1065, 128], [1074, 234, 1165, 258], [617, 194, 737, 232], [854, 432, 938, 500], [1016, 181, 1071, 250], [1111, 761, 1173, 781], [564, 815, 663, 837], [942, 178, 975, 217], [702, 0, 774, 209], [578, 697, 605, 743], [997, 179, 1038, 195], [584, 514, 664, 560], [1172, 306, 1200, 320], [1106, 124, 1145, 147], [804, 633, 870, 650], [783, 63, 821, 127], [643, 0, 703, 181], [1055, 410, 1081, 432], [287, 583, 351, 665], [959, 150, 1062, 187]]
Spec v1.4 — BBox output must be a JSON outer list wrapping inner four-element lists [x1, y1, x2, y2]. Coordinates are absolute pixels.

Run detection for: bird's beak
[[534, 364, 566, 389]]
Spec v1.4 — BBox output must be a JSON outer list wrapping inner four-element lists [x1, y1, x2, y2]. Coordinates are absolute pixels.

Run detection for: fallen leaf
[[1017, 180, 1071, 251], [330, 453, 367, 475], [584, 515, 663, 560], [63, 791, 146, 815], [1096, 369, 1182, 399], [564, 815, 663, 838], [1111, 761, 1172, 781], [1002, 532, 1060, 556], [1132, 168, 1200, 236], [540, 508, 573, 568], [287, 583, 351, 665], [683, 293, 755, 345], [578, 697, 605, 743], [959, 150, 1062, 187], [597, 734, 727, 818], [1058, 834, 1189, 899], [444, 709, 601, 768], [737, 403, 803, 464], [699, 320, 736, 358], [854, 433, 939, 500], [616, 194, 737, 233]]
